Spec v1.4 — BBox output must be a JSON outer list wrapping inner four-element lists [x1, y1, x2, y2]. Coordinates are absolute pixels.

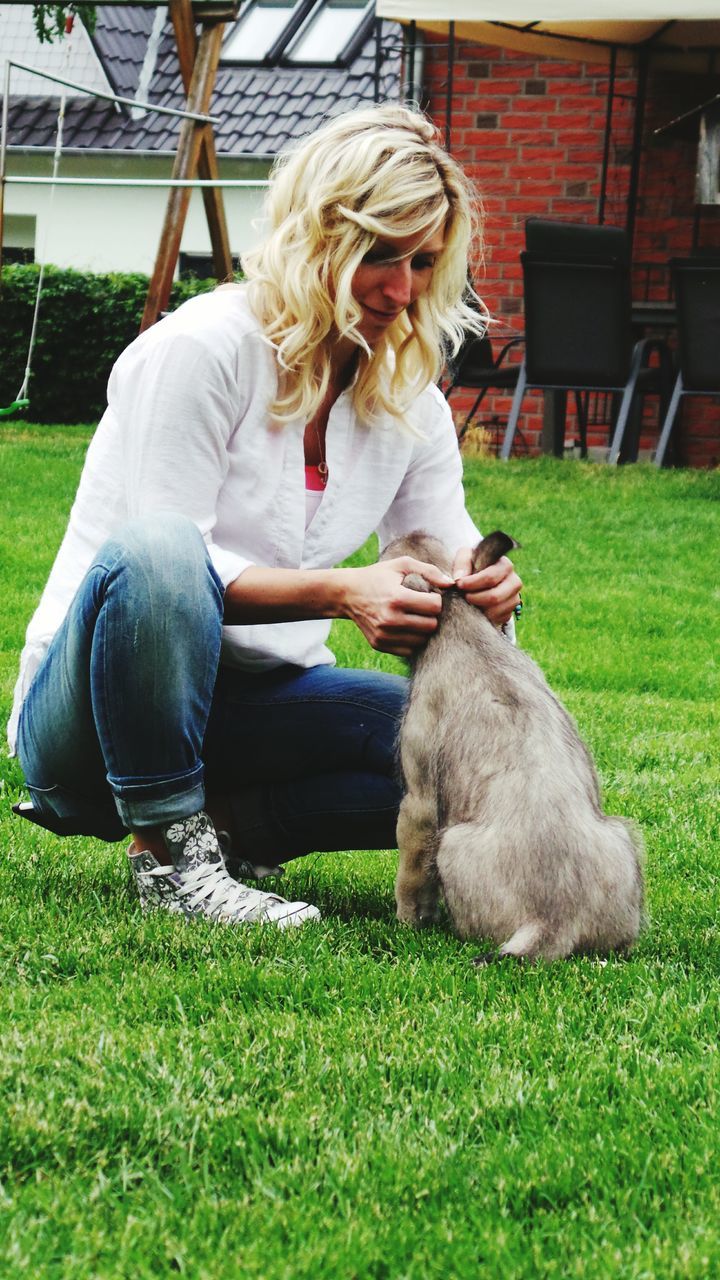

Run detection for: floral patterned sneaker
[[128, 811, 320, 928]]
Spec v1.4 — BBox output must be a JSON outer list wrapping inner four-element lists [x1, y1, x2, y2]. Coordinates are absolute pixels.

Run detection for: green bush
[[0, 264, 220, 424]]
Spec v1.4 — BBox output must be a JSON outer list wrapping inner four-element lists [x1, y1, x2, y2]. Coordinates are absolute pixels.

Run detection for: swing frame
[[0, 1, 247, 414], [0, 1, 242, 328]]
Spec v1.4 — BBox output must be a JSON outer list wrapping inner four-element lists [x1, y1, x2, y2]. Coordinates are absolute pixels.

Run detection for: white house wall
[[4, 152, 270, 274]]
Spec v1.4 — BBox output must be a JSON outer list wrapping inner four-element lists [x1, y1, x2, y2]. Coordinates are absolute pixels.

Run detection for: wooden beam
[[191, 2, 239, 16], [171, 0, 234, 285], [141, 18, 226, 330]]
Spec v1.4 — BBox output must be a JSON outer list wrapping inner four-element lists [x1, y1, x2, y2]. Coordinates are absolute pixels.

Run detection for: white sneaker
[[128, 811, 320, 929]]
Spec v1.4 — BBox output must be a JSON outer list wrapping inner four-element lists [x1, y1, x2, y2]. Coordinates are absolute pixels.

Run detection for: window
[[3, 214, 36, 264], [2, 246, 35, 265], [221, 0, 373, 67], [286, 1, 373, 65], [222, 1, 303, 64], [179, 252, 241, 281]]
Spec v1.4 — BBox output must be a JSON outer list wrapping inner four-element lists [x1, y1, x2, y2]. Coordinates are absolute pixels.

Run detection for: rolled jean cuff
[[109, 761, 206, 830]]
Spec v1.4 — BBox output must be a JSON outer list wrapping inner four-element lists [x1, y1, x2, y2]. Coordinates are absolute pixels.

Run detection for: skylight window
[[222, 1, 302, 64], [221, 0, 373, 67], [286, 1, 372, 65]]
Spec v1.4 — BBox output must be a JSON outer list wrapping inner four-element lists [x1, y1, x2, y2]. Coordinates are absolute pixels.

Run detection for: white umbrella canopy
[[375, 2, 720, 69], [376, 1, 720, 238]]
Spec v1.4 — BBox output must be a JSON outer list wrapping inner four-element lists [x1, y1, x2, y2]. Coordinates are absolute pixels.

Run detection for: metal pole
[[407, 20, 416, 103], [598, 45, 617, 225], [626, 45, 649, 250], [7, 60, 220, 124], [445, 21, 455, 153], [374, 17, 383, 103], [4, 176, 267, 188], [0, 58, 11, 279]]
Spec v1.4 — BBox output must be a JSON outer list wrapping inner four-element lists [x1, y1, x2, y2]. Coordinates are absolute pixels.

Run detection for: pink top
[[304, 464, 327, 492], [304, 465, 326, 529]]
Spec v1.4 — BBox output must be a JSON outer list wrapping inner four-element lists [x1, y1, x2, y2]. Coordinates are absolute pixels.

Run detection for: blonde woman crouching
[[9, 104, 522, 927]]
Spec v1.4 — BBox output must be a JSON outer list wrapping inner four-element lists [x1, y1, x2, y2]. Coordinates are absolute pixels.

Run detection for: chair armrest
[[493, 335, 525, 368], [632, 336, 671, 370]]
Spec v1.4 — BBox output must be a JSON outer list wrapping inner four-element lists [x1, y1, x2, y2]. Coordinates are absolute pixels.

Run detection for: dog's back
[[386, 531, 644, 961]]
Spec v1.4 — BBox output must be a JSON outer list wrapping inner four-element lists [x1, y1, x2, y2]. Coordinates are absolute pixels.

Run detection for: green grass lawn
[[0, 423, 718, 1279]]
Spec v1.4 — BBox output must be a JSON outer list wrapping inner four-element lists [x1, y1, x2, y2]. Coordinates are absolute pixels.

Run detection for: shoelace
[[148, 859, 280, 922]]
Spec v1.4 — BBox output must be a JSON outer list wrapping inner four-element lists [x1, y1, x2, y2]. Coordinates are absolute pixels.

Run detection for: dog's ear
[[382, 531, 453, 577], [472, 530, 520, 572], [402, 571, 433, 594]]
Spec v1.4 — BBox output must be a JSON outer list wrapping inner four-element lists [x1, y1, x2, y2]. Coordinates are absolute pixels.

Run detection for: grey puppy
[[383, 530, 644, 962]]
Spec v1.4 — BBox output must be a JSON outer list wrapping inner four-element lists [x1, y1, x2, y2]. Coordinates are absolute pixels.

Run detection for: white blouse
[[8, 287, 481, 751]]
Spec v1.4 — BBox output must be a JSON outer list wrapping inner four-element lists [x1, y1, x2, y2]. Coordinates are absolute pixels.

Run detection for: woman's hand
[[452, 547, 522, 628], [340, 558, 453, 656]]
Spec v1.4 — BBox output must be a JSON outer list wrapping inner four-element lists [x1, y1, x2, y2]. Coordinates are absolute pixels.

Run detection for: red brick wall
[[423, 37, 720, 467]]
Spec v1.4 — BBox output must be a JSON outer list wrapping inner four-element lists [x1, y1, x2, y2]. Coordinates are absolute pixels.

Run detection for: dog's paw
[[396, 903, 422, 928], [396, 898, 440, 928]]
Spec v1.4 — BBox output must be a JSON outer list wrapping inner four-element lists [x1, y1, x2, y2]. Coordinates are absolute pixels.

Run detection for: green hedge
[[0, 264, 220, 424]]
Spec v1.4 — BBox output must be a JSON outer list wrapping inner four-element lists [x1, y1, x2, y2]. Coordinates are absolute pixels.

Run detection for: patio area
[[379, 2, 720, 467]]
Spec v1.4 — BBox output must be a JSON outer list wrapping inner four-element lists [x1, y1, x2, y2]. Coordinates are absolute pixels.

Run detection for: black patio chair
[[525, 216, 629, 263], [500, 220, 671, 462], [654, 257, 720, 467], [444, 330, 523, 441]]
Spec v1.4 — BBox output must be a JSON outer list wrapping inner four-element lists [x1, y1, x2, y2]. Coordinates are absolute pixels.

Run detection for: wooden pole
[[171, 0, 233, 283], [140, 17, 225, 330]]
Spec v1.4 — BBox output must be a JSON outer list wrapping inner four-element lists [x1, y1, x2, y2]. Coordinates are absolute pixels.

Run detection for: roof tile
[[5, 5, 401, 157]]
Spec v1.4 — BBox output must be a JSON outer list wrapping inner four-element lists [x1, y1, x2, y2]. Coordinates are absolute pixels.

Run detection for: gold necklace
[[314, 420, 329, 486]]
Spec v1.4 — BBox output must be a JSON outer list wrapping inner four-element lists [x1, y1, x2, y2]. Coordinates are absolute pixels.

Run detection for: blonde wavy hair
[[242, 103, 486, 427]]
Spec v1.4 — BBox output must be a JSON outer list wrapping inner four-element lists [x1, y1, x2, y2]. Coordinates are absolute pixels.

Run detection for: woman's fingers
[[394, 556, 454, 592], [343, 561, 448, 652], [452, 546, 474, 579], [454, 555, 516, 593], [349, 550, 524, 652], [455, 555, 523, 626]]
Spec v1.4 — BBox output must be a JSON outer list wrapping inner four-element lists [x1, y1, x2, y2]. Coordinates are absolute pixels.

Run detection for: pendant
[[318, 460, 329, 486]]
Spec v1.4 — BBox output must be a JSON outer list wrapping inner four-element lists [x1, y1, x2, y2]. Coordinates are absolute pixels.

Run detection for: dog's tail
[[473, 920, 563, 965], [499, 920, 548, 959]]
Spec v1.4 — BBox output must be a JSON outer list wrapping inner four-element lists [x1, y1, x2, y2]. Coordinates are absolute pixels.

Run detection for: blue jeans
[[16, 514, 407, 857]]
